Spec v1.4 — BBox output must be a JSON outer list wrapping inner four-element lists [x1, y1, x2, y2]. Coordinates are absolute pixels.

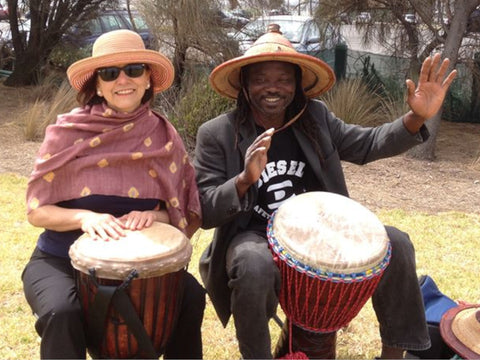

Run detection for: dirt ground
[[1, 82, 479, 214]]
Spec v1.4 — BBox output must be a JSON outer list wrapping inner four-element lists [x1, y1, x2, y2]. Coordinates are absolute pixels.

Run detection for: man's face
[[246, 61, 296, 123]]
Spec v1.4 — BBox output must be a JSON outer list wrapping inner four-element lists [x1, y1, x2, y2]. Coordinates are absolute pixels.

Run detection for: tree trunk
[[406, 0, 474, 160], [406, 112, 442, 160], [4, 49, 43, 86]]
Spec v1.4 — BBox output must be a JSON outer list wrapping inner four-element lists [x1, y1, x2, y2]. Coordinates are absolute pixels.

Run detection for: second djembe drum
[[268, 192, 391, 357]]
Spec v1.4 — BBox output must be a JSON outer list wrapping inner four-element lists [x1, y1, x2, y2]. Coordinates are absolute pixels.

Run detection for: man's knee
[[229, 248, 277, 290], [385, 225, 415, 257]]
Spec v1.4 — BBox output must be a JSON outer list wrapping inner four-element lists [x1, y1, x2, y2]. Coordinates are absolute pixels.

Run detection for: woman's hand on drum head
[[119, 209, 170, 230], [80, 212, 126, 241]]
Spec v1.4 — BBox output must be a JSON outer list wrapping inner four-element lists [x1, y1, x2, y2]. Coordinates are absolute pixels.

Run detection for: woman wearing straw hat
[[22, 30, 205, 359], [194, 24, 457, 359]]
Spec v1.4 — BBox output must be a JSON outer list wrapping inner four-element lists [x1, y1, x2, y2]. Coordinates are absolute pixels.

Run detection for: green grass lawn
[[1, 172, 479, 359]]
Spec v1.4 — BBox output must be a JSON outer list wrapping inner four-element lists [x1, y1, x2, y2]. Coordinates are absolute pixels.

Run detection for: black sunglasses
[[96, 63, 147, 82]]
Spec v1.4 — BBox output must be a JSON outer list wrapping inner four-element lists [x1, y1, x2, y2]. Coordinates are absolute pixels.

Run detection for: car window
[[237, 18, 306, 43], [305, 21, 320, 41], [236, 19, 266, 41], [100, 14, 127, 32], [274, 20, 304, 43], [84, 18, 102, 37], [123, 13, 149, 31]]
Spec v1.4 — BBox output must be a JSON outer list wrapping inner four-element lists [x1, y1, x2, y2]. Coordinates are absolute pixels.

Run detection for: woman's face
[[96, 63, 151, 113]]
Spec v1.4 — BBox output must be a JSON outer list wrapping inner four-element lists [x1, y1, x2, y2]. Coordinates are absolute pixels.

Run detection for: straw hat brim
[[440, 304, 480, 359], [67, 49, 174, 94], [209, 51, 335, 99]]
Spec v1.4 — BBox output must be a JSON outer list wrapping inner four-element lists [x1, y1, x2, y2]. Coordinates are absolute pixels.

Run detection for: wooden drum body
[[267, 192, 391, 333], [69, 222, 192, 359]]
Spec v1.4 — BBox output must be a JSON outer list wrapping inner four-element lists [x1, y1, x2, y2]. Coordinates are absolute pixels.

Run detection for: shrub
[[23, 78, 77, 141], [162, 72, 234, 153], [319, 77, 387, 126]]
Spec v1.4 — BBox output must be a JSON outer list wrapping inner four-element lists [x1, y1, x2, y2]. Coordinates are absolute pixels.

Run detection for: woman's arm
[[28, 204, 126, 240]]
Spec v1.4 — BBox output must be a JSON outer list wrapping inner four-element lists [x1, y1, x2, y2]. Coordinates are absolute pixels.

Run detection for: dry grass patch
[[1, 176, 479, 359]]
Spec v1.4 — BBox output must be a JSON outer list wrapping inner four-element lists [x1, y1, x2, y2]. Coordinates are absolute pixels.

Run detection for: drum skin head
[[69, 222, 192, 280], [271, 191, 389, 274]]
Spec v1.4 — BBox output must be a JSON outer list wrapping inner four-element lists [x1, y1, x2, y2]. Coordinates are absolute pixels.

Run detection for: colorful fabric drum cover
[[267, 191, 391, 333], [69, 221, 192, 358]]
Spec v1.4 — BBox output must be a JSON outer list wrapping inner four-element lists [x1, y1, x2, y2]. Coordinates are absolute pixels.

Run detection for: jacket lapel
[[292, 125, 326, 189]]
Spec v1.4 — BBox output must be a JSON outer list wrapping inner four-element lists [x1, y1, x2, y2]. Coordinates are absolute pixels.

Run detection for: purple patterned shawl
[[26, 102, 201, 233]]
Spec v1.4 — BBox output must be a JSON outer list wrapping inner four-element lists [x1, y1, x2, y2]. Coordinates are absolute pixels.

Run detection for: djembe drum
[[267, 192, 391, 358], [69, 221, 192, 359]]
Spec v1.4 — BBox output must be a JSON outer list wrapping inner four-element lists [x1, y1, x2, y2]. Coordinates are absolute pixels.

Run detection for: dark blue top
[[37, 195, 160, 258]]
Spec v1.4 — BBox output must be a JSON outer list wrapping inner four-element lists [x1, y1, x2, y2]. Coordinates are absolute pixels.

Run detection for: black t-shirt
[[248, 125, 314, 232]]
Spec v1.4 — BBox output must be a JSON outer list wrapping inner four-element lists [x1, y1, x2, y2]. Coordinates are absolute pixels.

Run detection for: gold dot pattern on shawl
[[169, 161, 178, 174], [182, 179, 186, 189], [41, 153, 51, 160], [74, 138, 84, 145], [132, 152, 143, 160], [128, 187, 140, 198], [103, 108, 114, 117], [148, 169, 158, 178], [90, 137, 101, 147], [81, 187, 91, 197], [169, 197, 179, 208], [43, 172, 55, 183], [97, 159, 109, 168], [123, 123, 134, 132], [29, 198, 39, 210], [178, 217, 187, 229], [144, 137, 152, 147], [165, 141, 173, 152]]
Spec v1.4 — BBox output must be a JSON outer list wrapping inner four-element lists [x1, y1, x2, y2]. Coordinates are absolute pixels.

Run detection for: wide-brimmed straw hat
[[440, 304, 480, 359], [209, 23, 335, 99], [67, 29, 174, 94]]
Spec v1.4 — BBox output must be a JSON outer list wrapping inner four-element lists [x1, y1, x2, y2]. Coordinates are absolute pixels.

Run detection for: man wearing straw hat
[[194, 24, 457, 359]]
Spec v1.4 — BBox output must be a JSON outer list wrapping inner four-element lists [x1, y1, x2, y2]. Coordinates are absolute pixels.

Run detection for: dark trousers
[[225, 226, 431, 359], [22, 247, 205, 359]]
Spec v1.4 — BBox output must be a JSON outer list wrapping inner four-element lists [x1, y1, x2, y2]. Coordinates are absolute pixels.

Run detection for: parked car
[[63, 9, 154, 49], [233, 15, 346, 68]]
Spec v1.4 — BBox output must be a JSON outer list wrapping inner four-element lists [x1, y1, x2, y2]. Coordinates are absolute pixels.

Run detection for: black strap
[[111, 289, 158, 359], [86, 283, 117, 354], [86, 270, 158, 359]]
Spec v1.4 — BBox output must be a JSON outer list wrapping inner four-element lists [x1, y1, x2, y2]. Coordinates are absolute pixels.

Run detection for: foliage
[[23, 78, 78, 141], [1, 172, 479, 359], [164, 71, 234, 153], [315, 0, 480, 159], [4, 0, 112, 86], [443, 83, 472, 123], [48, 43, 91, 70], [138, 0, 240, 92], [319, 77, 387, 126]]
